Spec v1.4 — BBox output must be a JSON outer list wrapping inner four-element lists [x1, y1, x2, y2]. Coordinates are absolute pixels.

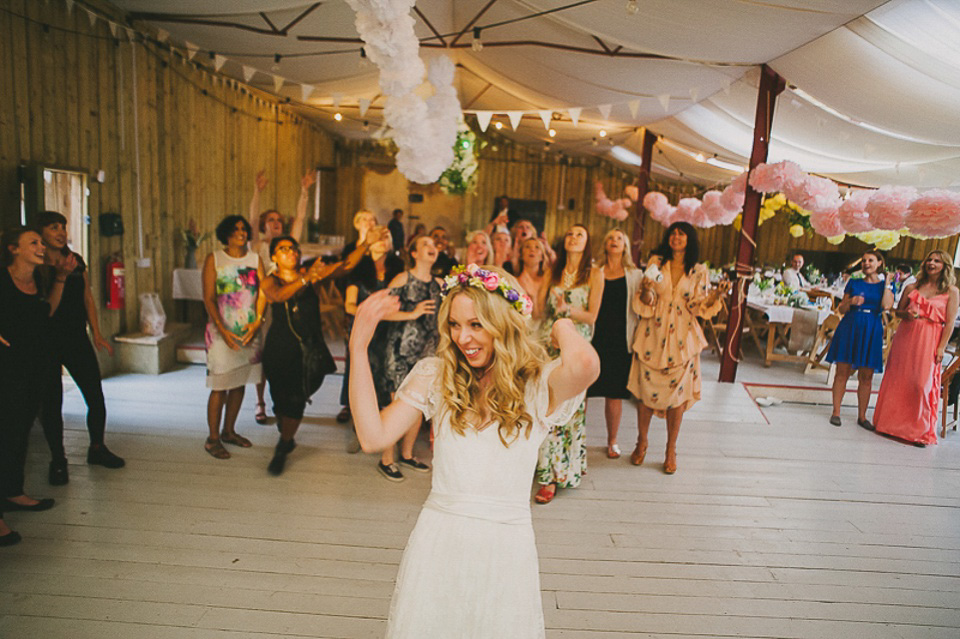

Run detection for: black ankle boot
[[48, 459, 69, 486], [267, 438, 295, 476], [87, 445, 125, 469]]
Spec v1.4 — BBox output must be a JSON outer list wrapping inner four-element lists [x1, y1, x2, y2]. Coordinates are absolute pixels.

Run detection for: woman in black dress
[[1, 226, 74, 546], [37, 211, 124, 486], [587, 229, 641, 459], [260, 231, 382, 475]]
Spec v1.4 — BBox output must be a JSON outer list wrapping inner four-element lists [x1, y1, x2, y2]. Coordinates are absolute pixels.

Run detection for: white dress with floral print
[[536, 283, 592, 488], [204, 249, 262, 390]]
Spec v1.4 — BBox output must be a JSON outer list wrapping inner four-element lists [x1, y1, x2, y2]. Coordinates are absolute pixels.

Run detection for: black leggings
[[39, 334, 107, 459], [0, 379, 43, 498]]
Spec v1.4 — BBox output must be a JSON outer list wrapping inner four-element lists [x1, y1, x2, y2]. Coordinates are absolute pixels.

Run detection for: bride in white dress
[[349, 265, 600, 638]]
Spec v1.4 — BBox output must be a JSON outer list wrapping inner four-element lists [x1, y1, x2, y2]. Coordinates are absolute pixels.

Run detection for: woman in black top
[[260, 231, 383, 475], [37, 212, 124, 486], [1, 226, 74, 546]]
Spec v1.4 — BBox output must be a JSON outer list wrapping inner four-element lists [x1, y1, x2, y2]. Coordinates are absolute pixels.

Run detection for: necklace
[[561, 266, 577, 288]]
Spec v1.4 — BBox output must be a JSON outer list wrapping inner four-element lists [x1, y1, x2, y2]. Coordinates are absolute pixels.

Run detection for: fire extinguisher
[[105, 254, 125, 310]]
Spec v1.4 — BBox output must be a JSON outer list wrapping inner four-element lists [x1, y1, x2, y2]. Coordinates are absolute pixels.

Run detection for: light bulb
[[548, 128, 556, 138], [695, 153, 705, 162], [592, 137, 598, 146], [333, 112, 342, 122], [494, 121, 503, 130], [472, 27, 483, 52], [626, 0, 639, 15], [598, 129, 607, 138], [271, 54, 281, 72]]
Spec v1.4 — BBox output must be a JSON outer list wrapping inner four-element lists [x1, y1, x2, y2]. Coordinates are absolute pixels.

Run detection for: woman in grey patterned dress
[[377, 236, 443, 482]]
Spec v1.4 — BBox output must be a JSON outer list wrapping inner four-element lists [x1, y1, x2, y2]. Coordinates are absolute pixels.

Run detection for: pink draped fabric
[[874, 290, 948, 445]]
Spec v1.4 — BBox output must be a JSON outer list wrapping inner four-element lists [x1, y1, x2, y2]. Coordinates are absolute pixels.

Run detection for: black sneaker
[[398, 456, 430, 473], [87, 445, 125, 469], [377, 462, 404, 482], [48, 459, 69, 486], [267, 438, 296, 476], [336, 406, 351, 424]]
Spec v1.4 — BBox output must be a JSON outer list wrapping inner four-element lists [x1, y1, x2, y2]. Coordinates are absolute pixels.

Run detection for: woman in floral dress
[[627, 222, 727, 474], [201, 215, 266, 460], [534, 224, 604, 503]]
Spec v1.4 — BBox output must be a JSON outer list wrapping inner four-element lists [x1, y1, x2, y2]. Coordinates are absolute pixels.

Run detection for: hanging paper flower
[[865, 186, 917, 231], [749, 160, 804, 194], [438, 120, 482, 195], [904, 189, 960, 238], [826, 234, 845, 245], [789, 224, 804, 238], [855, 229, 901, 251], [838, 190, 873, 234]]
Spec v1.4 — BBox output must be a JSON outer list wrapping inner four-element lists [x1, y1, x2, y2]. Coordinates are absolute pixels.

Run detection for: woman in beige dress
[[628, 222, 728, 474]]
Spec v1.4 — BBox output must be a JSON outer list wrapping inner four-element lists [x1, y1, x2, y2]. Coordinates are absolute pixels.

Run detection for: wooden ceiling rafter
[[413, 6, 446, 47], [448, 0, 500, 48]]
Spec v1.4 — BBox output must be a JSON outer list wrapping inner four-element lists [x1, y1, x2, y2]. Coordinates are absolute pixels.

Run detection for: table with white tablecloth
[[746, 298, 836, 367]]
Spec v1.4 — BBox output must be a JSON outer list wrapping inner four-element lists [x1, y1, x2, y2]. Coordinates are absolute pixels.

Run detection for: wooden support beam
[[719, 64, 786, 383], [631, 128, 656, 266]]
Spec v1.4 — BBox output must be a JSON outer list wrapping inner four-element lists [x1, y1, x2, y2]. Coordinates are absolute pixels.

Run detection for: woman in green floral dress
[[534, 224, 604, 504]]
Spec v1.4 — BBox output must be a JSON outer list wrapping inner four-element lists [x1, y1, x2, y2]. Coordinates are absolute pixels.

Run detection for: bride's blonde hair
[[436, 268, 548, 447]]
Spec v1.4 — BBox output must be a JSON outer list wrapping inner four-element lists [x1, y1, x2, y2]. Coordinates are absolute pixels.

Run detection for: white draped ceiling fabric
[[113, 0, 960, 190]]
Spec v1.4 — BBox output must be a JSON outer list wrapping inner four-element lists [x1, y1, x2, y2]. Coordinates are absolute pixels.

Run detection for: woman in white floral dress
[[534, 224, 604, 504]]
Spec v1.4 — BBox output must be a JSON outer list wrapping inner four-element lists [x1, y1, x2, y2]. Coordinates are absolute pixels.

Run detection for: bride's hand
[[350, 289, 400, 350]]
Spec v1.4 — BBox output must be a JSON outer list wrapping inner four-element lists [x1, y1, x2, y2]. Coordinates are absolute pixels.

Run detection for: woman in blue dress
[[827, 249, 893, 429]]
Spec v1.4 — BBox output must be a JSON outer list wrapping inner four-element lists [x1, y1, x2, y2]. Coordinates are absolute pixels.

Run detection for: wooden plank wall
[[0, 0, 335, 367]]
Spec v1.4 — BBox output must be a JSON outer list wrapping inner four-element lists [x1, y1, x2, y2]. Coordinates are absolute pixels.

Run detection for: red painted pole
[[719, 65, 785, 383], [631, 128, 657, 266]]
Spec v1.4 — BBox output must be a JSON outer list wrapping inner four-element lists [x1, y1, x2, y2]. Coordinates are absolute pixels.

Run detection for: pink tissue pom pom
[[673, 198, 701, 224], [624, 185, 639, 201], [809, 210, 845, 238], [692, 205, 713, 228], [837, 190, 873, 234], [904, 189, 960, 238], [700, 191, 730, 225], [612, 199, 632, 221], [865, 186, 917, 231], [749, 161, 804, 194], [643, 191, 674, 223], [795, 175, 841, 214]]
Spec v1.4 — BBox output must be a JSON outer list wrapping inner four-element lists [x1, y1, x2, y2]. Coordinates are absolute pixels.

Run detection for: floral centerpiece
[[438, 120, 481, 195], [180, 219, 210, 269]]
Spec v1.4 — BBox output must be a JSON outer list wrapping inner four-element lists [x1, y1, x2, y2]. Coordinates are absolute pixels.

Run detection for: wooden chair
[[881, 312, 900, 366], [805, 313, 841, 374], [941, 344, 960, 439], [805, 289, 837, 311]]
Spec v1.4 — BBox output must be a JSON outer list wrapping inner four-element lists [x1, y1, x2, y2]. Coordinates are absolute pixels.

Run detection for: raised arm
[[249, 170, 268, 244], [46, 254, 78, 317], [289, 170, 316, 242], [349, 289, 427, 452], [546, 318, 600, 414]]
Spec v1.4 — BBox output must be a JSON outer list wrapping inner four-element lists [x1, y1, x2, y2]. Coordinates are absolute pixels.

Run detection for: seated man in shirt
[[782, 251, 810, 290]]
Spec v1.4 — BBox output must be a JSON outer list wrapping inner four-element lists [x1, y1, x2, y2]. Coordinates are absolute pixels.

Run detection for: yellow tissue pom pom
[[789, 224, 805, 238], [826, 234, 845, 245]]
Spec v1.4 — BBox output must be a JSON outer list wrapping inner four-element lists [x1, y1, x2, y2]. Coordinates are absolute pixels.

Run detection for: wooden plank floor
[[1, 358, 959, 638]]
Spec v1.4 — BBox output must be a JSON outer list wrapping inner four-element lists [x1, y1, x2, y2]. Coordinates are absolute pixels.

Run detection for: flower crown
[[441, 264, 534, 318]]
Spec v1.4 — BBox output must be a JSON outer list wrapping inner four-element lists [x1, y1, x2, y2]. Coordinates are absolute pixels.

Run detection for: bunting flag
[[84, 8, 97, 27], [475, 111, 493, 132], [214, 55, 227, 72], [538, 110, 552, 130], [628, 100, 640, 119], [242, 65, 257, 83], [597, 103, 612, 119], [358, 97, 371, 116], [301, 84, 315, 102], [657, 94, 670, 112], [64, 0, 74, 15], [332, 93, 343, 108], [506, 111, 523, 130], [186, 41, 199, 61], [273, 75, 285, 93], [156, 28, 169, 43], [125, 27, 135, 41], [568, 107, 581, 127], [108, 21, 118, 38]]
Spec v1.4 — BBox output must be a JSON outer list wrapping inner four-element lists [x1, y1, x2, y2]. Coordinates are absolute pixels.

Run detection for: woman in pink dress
[[873, 250, 959, 447]]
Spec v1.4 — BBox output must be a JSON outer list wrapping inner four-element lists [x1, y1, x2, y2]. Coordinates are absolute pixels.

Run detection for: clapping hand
[[365, 225, 390, 247]]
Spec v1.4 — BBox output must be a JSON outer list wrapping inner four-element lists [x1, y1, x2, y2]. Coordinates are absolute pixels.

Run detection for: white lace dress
[[388, 356, 582, 638]]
